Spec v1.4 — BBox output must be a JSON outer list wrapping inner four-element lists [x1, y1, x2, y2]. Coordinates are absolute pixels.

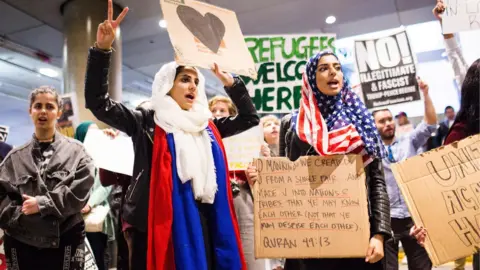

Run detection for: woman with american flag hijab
[[247, 50, 392, 270]]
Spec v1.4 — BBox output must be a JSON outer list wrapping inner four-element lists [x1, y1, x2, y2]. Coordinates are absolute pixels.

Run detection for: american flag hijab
[[293, 50, 384, 166]]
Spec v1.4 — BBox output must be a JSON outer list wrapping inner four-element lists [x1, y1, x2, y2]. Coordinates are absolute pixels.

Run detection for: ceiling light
[[326, 16, 336, 24], [159, 19, 167, 28], [38, 68, 58, 78]]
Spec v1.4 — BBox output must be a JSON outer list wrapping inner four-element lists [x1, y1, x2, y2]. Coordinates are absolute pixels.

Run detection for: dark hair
[[444, 106, 454, 113], [372, 108, 391, 118], [175, 66, 186, 79], [455, 59, 479, 136], [29, 86, 63, 109]]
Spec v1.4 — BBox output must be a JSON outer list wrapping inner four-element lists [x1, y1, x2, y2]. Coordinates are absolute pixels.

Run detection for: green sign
[[241, 34, 336, 113]]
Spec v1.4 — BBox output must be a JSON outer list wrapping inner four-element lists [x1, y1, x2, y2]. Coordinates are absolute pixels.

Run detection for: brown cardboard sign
[[160, 0, 257, 79], [392, 135, 480, 266], [253, 155, 370, 258]]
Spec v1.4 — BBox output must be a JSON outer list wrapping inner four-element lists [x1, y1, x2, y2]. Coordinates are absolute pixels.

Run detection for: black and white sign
[[84, 238, 99, 270], [354, 29, 420, 109], [0, 126, 9, 143]]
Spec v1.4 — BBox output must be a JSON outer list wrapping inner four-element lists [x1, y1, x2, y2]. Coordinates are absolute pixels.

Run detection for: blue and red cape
[[147, 122, 246, 270]]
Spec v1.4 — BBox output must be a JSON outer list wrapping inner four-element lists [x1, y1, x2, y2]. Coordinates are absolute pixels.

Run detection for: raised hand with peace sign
[[96, 0, 129, 50]]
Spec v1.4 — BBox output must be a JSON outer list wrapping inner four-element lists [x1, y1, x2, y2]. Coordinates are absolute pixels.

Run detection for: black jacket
[[279, 114, 392, 239], [435, 121, 450, 148], [84, 47, 259, 232]]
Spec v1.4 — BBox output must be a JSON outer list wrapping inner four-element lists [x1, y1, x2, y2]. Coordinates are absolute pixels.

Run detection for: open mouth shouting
[[327, 79, 340, 89], [185, 92, 196, 103], [38, 116, 48, 125]]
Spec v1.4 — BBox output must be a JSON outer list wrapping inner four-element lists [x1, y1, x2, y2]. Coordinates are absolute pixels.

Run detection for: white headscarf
[[151, 62, 217, 204]]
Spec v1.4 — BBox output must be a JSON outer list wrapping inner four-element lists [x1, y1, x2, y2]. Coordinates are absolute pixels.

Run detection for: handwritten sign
[[253, 155, 369, 258], [223, 125, 264, 170], [392, 135, 480, 266], [443, 0, 480, 34], [83, 130, 135, 176], [160, 0, 257, 79]]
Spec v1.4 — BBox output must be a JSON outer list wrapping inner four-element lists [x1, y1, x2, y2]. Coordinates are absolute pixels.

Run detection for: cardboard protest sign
[[253, 155, 369, 258], [242, 34, 336, 113], [0, 126, 9, 143], [392, 135, 480, 266], [160, 0, 257, 79], [57, 93, 80, 138], [83, 129, 134, 176], [354, 29, 420, 109], [223, 125, 264, 170], [442, 0, 480, 34]]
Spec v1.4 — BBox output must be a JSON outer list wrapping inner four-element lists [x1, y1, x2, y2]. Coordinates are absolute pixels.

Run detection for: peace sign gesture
[[96, 0, 129, 50]]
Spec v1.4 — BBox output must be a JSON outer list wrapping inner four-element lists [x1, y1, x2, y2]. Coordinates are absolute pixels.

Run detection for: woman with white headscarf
[[84, 1, 258, 269]]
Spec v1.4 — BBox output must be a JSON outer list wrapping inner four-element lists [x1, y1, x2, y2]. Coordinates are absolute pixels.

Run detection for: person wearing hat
[[395, 112, 414, 138]]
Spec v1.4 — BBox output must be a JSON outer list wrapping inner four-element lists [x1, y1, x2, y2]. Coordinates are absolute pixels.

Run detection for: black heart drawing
[[176, 5, 226, 54]]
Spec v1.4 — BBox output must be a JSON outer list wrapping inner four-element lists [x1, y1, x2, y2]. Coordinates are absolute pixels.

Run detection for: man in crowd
[[373, 79, 437, 270], [435, 106, 456, 146], [395, 112, 414, 138]]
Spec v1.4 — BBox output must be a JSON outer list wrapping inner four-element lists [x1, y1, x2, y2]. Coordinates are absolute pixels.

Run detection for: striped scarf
[[294, 51, 384, 165]]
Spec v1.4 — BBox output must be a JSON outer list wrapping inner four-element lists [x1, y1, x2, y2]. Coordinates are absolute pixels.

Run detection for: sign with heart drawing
[[160, 0, 257, 79]]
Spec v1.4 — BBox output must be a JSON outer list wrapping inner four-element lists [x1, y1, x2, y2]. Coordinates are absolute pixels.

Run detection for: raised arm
[[410, 79, 437, 149], [419, 79, 437, 126], [84, 0, 142, 136], [434, 0, 469, 88], [211, 64, 260, 138], [85, 48, 144, 136]]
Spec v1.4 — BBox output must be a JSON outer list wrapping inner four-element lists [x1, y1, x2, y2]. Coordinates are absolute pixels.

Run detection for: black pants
[[126, 227, 148, 270], [385, 218, 432, 270], [474, 253, 480, 270], [115, 224, 130, 270], [86, 232, 108, 270], [4, 222, 85, 270]]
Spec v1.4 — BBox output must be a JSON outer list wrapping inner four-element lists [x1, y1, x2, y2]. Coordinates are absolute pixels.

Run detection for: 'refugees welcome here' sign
[[242, 34, 336, 113]]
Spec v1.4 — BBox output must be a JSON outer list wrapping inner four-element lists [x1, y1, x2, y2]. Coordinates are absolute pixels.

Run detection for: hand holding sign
[[433, 0, 446, 21], [211, 62, 234, 87], [245, 163, 258, 186], [410, 225, 427, 247], [417, 77, 429, 96], [96, 0, 129, 50]]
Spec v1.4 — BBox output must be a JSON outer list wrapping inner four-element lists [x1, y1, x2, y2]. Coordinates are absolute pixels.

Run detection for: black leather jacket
[[280, 114, 392, 239], [84, 47, 259, 232]]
